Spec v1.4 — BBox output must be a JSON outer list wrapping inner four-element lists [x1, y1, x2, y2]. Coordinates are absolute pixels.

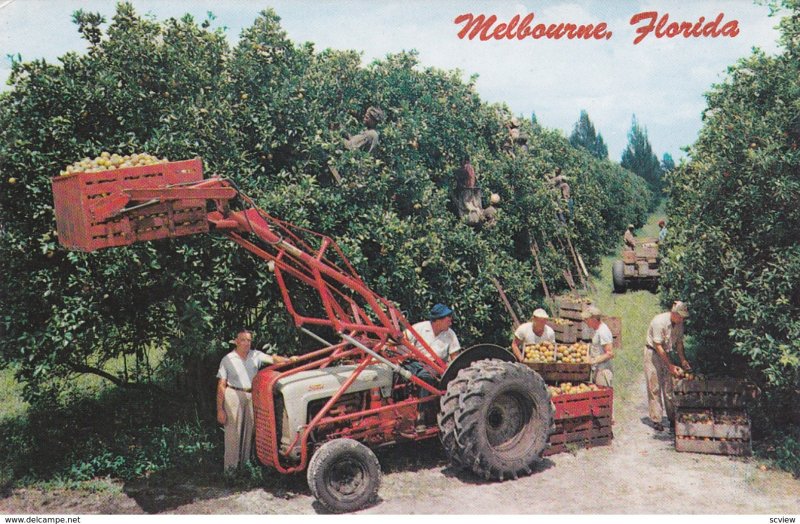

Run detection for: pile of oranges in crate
[[523, 342, 590, 364], [60, 152, 168, 175]]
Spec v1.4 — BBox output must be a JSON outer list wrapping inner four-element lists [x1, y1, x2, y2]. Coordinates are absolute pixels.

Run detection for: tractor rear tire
[[438, 364, 482, 467], [441, 359, 553, 480], [612, 260, 626, 294], [307, 439, 381, 513]]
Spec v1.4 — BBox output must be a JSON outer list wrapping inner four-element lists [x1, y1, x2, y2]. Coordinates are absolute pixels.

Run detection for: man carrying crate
[[582, 305, 614, 387], [511, 308, 555, 362]]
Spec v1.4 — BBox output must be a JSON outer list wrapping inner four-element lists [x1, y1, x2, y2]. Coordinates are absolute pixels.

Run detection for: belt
[[228, 385, 252, 392]]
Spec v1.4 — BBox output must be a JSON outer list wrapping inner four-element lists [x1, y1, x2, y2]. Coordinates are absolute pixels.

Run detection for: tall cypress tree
[[569, 110, 608, 159], [621, 115, 662, 201]]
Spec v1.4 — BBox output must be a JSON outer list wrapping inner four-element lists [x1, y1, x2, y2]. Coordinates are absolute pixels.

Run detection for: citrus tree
[[0, 4, 650, 480], [660, 0, 799, 455]]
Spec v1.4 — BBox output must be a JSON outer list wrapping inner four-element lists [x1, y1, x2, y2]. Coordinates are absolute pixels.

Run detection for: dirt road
[[3, 376, 797, 515]]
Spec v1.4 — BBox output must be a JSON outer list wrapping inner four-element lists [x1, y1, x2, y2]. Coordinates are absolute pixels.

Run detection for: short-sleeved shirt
[[514, 322, 556, 345], [646, 312, 684, 353], [217, 350, 274, 389], [589, 322, 614, 373], [405, 321, 461, 361]]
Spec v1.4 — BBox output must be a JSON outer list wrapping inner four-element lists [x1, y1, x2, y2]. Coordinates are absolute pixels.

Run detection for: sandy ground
[[1, 377, 798, 515]]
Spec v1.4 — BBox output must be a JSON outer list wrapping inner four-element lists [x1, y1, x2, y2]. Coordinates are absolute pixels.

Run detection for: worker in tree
[[548, 169, 572, 223], [344, 106, 385, 154], [453, 155, 484, 226], [216, 329, 293, 472], [644, 301, 692, 432], [511, 308, 555, 362], [582, 305, 614, 387], [405, 303, 461, 364], [623, 224, 636, 250], [657, 219, 668, 243], [504, 117, 529, 153]]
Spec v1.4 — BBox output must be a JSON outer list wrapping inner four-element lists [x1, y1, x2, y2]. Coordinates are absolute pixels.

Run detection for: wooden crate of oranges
[[545, 317, 578, 343], [674, 408, 751, 456], [554, 294, 596, 322], [522, 341, 591, 383], [544, 384, 614, 456]]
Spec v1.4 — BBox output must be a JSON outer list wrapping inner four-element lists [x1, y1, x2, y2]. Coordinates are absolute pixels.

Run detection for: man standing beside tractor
[[216, 329, 293, 472], [644, 301, 692, 432], [582, 305, 615, 387], [511, 308, 556, 362]]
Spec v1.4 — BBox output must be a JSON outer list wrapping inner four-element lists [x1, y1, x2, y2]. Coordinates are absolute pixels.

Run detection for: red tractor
[[51, 158, 553, 512]]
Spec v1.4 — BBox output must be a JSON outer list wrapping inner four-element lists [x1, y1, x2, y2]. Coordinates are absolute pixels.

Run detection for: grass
[[0, 366, 28, 422], [582, 209, 666, 421]]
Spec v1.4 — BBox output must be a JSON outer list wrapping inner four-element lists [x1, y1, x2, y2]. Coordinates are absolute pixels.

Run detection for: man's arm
[[592, 343, 614, 365], [216, 378, 227, 425], [676, 338, 691, 370], [511, 337, 523, 361], [654, 342, 683, 377]]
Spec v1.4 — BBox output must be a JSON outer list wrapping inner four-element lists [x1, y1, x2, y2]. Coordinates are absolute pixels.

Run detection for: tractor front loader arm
[[51, 159, 446, 386]]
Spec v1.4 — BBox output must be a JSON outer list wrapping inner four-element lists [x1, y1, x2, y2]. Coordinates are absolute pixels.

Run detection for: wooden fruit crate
[[52, 158, 207, 252], [545, 416, 613, 456], [555, 295, 596, 322], [673, 377, 757, 409], [674, 408, 751, 456], [525, 362, 591, 384], [545, 386, 614, 456], [551, 386, 613, 419], [545, 318, 577, 343]]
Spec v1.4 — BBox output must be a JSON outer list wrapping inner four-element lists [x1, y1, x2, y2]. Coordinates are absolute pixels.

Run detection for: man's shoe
[[652, 422, 665, 432]]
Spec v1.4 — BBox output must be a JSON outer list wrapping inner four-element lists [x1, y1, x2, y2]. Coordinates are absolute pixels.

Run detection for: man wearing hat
[[582, 305, 614, 387], [511, 308, 556, 362], [405, 303, 461, 363], [644, 301, 692, 431], [624, 224, 636, 251]]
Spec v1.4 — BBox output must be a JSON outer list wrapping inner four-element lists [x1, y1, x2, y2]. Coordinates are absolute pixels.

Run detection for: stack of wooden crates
[[673, 377, 756, 456], [525, 295, 621, 456], [555, 295, 622, 350]]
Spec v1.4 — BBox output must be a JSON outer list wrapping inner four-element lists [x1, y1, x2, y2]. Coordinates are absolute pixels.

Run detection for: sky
[[0, 0, 786, 161]]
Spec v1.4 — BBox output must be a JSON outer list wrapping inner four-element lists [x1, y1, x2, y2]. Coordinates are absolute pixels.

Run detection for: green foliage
[[0, 386, 218, 483], [569, 110, 608, 160], [620, 115, 663, 205], [660, 0, 800, 440], [0, 3, 651, 483]]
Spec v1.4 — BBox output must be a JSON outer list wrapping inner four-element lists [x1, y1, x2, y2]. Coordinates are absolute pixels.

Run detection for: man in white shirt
[[511, 308, 555, 361], [216, 329, 292, 472], [582, 305, 614, 387], [405, 303, 461, 363]]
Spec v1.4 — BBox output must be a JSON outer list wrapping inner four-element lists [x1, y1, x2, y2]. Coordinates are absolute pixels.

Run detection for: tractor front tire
[[307, 439, 381, 513], [441, 359, 553, 480], [612, 260, 626, 293]]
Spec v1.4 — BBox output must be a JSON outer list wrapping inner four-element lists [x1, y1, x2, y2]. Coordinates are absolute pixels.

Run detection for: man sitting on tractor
[[405, 303, 461, 363]]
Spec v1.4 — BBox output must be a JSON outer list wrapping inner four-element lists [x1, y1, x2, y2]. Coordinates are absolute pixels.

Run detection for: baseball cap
[[581, 305, 602, 320], [532, 308, 549, 319], [672, 301, 689, 318]]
